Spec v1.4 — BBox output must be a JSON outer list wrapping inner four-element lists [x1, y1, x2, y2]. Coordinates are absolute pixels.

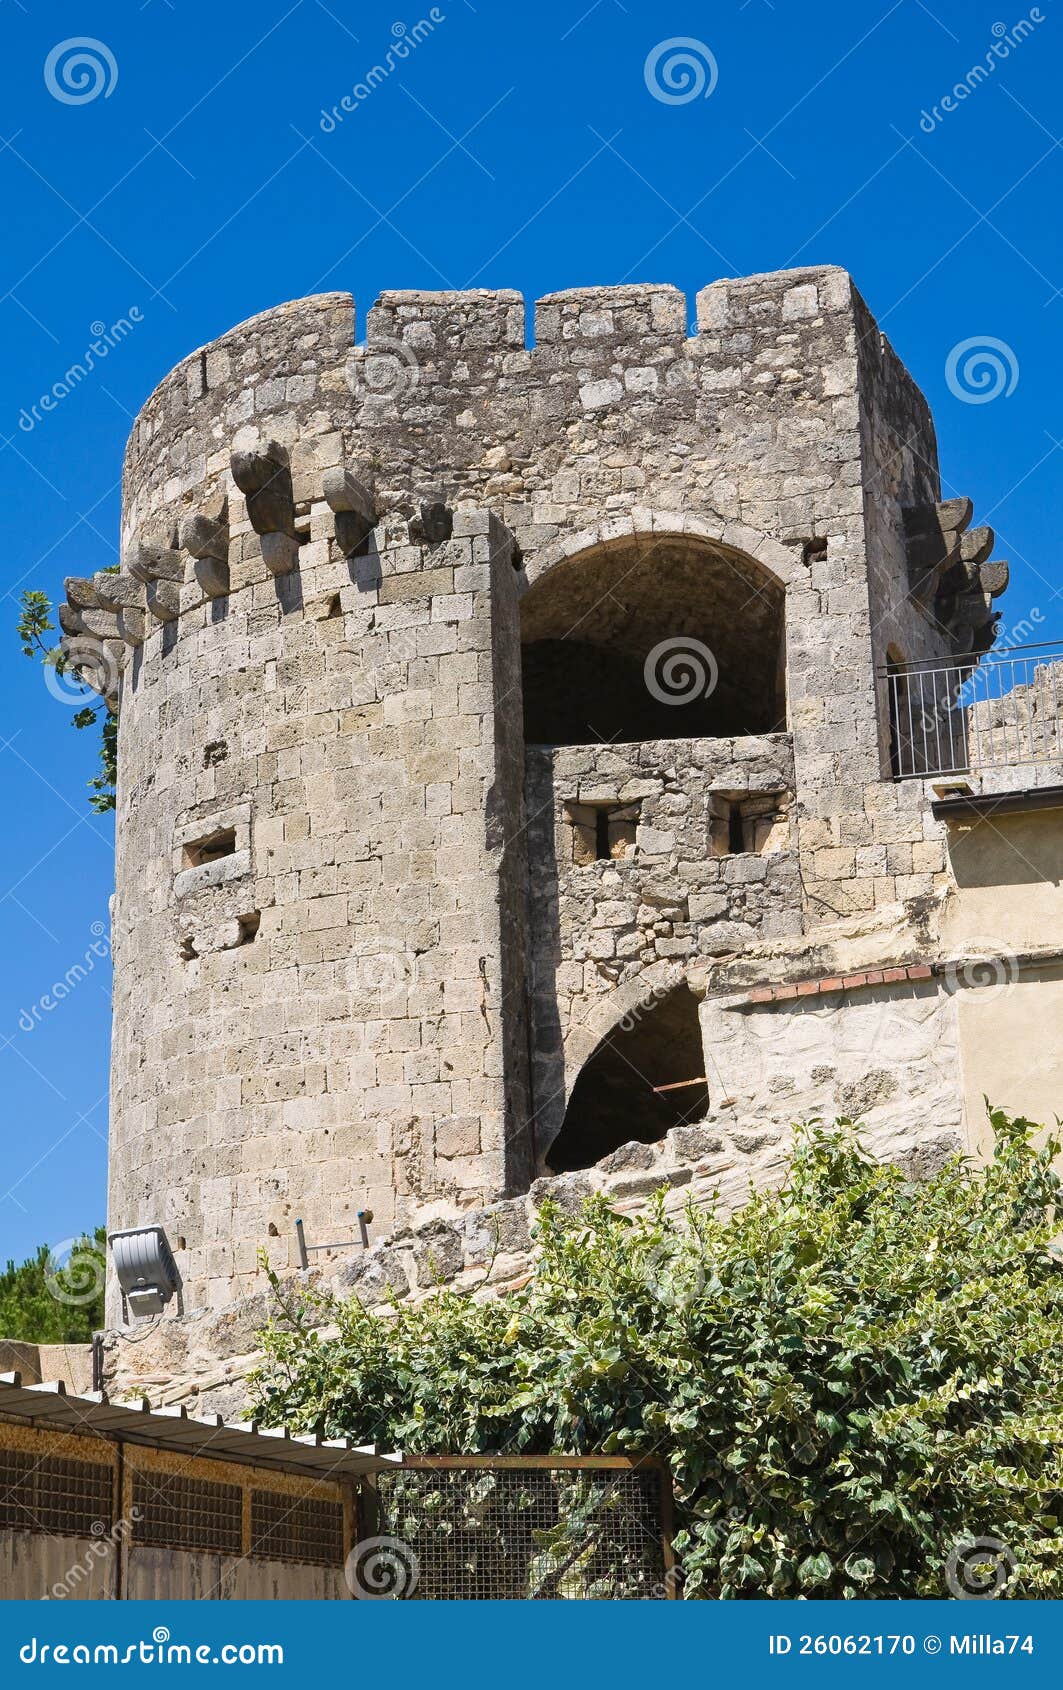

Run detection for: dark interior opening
[[183, 826, 237, 868], [886, 648, 904, 779], [521, 537, 785, 747], [546, 983, 709, 1173], [594, 808, 611, 861], [728, 804, 745, 855]]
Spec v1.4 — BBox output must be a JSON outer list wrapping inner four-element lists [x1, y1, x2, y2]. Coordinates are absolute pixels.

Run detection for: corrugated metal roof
[[0, 1373, 398, 1479]]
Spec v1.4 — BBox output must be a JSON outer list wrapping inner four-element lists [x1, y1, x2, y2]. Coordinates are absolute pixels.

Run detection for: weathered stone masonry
[[57, 266, 1037, 1342]]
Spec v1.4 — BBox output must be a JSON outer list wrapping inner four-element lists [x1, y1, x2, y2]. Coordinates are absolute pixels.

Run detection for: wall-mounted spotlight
[[109, 1225, 180, 1320]]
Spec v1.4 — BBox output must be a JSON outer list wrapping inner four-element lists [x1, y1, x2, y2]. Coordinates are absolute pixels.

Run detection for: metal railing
[[882, 641, 1063, 779]]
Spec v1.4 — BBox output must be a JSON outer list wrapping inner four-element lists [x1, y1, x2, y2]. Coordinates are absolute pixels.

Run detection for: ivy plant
[[250, 1110, 1063, 1598]]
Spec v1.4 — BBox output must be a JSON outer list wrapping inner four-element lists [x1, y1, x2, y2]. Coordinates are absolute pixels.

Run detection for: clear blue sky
[[1, 0, 1061, 1265]]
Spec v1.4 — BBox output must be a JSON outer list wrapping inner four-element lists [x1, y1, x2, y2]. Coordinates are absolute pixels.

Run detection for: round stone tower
[[60, 272, 1011, 1322]]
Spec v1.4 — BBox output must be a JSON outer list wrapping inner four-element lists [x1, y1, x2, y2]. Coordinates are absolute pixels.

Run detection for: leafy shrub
[[250, 1112, 1063, 1597]]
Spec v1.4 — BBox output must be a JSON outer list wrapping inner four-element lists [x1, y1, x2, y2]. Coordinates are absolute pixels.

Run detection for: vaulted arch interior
[[520, 537, 785, 747]]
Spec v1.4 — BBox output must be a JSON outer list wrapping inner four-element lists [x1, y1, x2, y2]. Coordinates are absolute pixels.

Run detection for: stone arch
[[522, 511, 801, 594], [546, 976, 710, 1173], [534, 961, 689, 1164], [519, 512, 793, 748]]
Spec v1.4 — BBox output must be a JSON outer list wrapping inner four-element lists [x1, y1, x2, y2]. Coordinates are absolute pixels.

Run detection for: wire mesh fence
[[372, 1457, 675, 1600], [0, 1447, 113, 1538], [131, 1469, 243, 1557]]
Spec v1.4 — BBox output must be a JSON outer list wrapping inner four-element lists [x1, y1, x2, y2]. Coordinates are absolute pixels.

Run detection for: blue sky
[[1, 0, 1061, 1265]]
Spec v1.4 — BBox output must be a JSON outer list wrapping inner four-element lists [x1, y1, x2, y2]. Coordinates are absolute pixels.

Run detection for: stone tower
[[62, 268, 1047, 1327]]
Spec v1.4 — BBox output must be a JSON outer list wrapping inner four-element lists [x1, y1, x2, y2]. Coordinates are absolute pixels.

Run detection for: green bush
[[249, 1112, 1063, 1597]]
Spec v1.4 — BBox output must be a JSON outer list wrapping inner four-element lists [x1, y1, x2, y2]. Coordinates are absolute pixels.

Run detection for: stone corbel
[[323, 466, 378, 555], [93, 569, 148, 649], [903, 497, 972, 605], [180, 491, 230, 598], [231, 439, 299, 576], [57, 634, 122, 710], [130, 525, 185, 622], [903, 497, 1008, 655]]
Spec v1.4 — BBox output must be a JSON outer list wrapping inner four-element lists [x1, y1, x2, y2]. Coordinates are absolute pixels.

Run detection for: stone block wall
[[524, 735, 802, 1154], [108, 501, 532, 1317]]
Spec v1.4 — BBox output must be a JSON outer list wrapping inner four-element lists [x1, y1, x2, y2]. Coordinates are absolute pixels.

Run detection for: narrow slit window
[[183, 826, 237, 869], [565, 801, 640, 865], [727, 805, 745, 855], [710, 792, 789, 857], [594, 808, 612, 860]]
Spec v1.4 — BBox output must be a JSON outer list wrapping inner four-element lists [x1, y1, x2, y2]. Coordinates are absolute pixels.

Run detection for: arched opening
[[547, 983, 709, 1173], [521, 535, 785, 746]]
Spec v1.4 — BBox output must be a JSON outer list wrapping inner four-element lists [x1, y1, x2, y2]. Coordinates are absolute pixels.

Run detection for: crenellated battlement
[[63, 266, 1008, 716], [118, 269, 865, 548], [75, 269, 872, 705]]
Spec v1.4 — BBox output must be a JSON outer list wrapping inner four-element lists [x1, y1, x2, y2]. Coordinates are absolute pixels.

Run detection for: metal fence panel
[[884, 644, 1063, 778], [372, 1458, 674, 1600]]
